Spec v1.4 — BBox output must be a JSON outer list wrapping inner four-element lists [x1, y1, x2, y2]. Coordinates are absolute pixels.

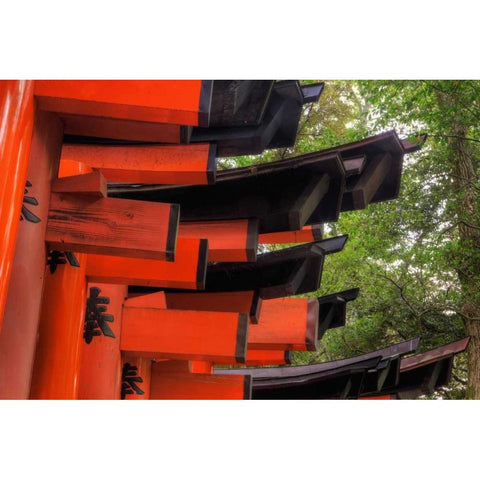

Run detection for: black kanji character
[[47, 250, 80, 274], [20, 180, 41, 223], [121, 363, 145, 399], [83, 287, 115, 344]]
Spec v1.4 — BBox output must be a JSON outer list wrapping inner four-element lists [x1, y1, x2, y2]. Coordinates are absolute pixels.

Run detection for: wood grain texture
[[47, 193, 179, 260]]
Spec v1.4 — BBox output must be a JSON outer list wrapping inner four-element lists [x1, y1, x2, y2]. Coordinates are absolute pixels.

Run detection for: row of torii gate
[[0, 80, 469, 399]]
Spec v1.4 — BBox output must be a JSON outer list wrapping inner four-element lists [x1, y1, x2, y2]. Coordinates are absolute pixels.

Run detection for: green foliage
[[226, 81, 480, 398]]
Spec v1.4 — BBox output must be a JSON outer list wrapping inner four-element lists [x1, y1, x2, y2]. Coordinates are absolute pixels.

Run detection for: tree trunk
[[448, 124, 480, 398]]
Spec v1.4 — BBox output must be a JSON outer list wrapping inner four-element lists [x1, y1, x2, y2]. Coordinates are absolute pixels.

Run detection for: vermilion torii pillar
[[121, 356, 152, 400], [0, 108, 61, 399], [29, 160, 90, 399], [0, 80, 34, 330], [150, 360, 252, 400], [78, 283, 128, 399]]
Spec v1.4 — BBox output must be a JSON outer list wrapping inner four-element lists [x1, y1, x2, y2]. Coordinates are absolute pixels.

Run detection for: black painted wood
[[110, 154, 344, 232], [190, 81, 325, 157], [208, 80, 274, 127], [317, 288, 360, 340], [111, 131, 411, 230], [250, 357, 382, 400]]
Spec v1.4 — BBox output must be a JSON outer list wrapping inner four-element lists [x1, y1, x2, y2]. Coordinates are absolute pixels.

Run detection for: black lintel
[[216, 337, 419, 381], [249, 357, 382, 400], [316, 287, 360, 339], [384, 357, 453, 397], [301, 83, 325, 104], [162, 236, 347, 299], [190, 81, 325, 157], [110, 131, 415, 228], [109, 155, 344, 233], [208, 80, 275, 128]]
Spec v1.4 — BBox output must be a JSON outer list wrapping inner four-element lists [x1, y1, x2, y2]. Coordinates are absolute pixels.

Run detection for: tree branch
[[431, 134, 480, 145], [375, 271, 420, 319], [452, 373, 468, 385]]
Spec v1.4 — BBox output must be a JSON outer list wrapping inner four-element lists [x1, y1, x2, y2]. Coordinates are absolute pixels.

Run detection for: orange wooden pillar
[[121, 356, 152, 400], [29, 160, 89, 399], [164, 290, 262, 323], [120, 293, 249, 363], [0, 108, 61, 399], [61, 143, 217, 185], [247, 297, 319, 351], [78, 283, 127, 399], [259, 224, 323, 244], [150, 361, 252, 400], [0, 80, 34, 328], [86, 238, 208, 290], [178, 219, 259, 262]]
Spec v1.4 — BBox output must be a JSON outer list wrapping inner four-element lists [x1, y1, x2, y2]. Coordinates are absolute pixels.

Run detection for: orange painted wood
[[35, 80, 208, 126], [235, 350, 292, 366], [62, 114, 187, 143], [178, 219, 258, 262], [61, 143, 216, 185], [86, 238, 208, 289], [0, 110, 63, 399], [259, 224, 323, 244], [121, 355, 151, 400], [124, 291, 167, 309], [248, 297, 318, 351], [120, 302, 249, 364], [29, 257, 87, 399], [358, 395, 392, 400], [78, 283, 127, 399], [29, 159, 89, 400], [0, 80, 34, 328], [46, 193, 179, 261], [150, 361, 251, 400], [164, 290, 262, 323], [51, 170, 107, 197], [189, 361, 214, 374]]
